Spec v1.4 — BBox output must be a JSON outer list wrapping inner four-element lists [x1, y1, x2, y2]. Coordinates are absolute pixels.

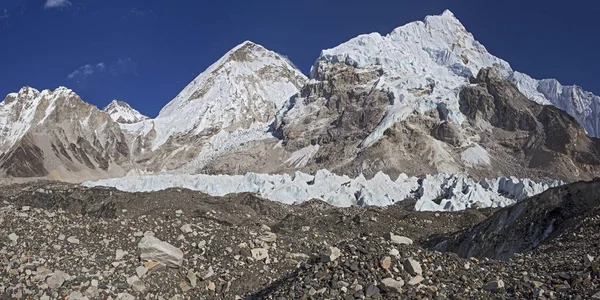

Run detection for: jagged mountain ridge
[[1, 10, 600, 184], [0, 87, 131, 181]]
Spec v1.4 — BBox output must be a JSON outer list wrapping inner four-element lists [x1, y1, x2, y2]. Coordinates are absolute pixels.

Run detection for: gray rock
[[584, 254, 594, 267], [115, 249, 128, 260], [47, 270, 70, 290], [321, 246, 341, 263], [483, 280, 505, 292], [136, 265, 148, 278], [117, 293, 136, 300], [8, 233, 18, 244], [67, 236, 80, 244], [138, 236, 184, 268], [380, 277, 404, 293], [365, 284, 380, 297], [384, 232, 413, 245], [199, 266, 214, 280], [187, 269, 197, 288], [180, 224, 193, 234], [251, 248, 269, 261], [408, 275, 424, 286], [403, 258, 422, 276]]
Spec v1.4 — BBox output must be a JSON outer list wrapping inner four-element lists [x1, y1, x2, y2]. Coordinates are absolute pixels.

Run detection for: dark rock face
[[279, 62, 391, 152], [431, 121, 463, 146], [0, 136, 48, 177], [460, 68, 537, 131], [435, 179, 600, 260], [459, 67, 600, 180]]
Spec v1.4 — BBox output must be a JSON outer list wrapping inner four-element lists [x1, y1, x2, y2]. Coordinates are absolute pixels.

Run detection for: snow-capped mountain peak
[[102, 99, 149, 124], [150, 40, 307, 149], [311, 9, 600, 147]]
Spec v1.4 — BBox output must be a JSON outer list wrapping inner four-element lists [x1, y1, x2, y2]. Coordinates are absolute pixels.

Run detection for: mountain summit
[[103, 100, 149, 124], [151, 40, 307, 150]]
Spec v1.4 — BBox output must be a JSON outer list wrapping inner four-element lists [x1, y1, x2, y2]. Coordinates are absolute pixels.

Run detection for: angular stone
[[381, 256, 391, 270], [180, 224, 193, 234], [187, 269, 197, 287], [584, 254, 594, 267], [408, 275, 424, 286], [380, 277, 404, 293], [115, 249, 128, 261], [321, 246, 341, 263], [67, 236, 80, 244], [483, 280, 505, 292], [384, 233, 413, 245], [251, 248, 269, 261], [136, 266, 148, 278], [47, 270, 70, 290], [403, 258, 422, 276], [8, 233, 18, 244], [138, 236, 183, 268]]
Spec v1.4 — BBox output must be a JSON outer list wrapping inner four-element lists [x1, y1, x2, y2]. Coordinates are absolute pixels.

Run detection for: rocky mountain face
[[102, 100, 149, 124], [0, 87, 131, 182], [2, 10, 600, 186]]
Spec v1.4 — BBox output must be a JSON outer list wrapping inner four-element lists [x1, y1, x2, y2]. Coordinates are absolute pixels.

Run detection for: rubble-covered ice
[[83, 170, 562, 211]]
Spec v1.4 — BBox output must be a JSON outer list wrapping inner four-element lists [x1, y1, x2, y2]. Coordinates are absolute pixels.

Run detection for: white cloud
[[44, 0, 71, 9], [67, 62, 105, 80], [67, 58, 136, 86]]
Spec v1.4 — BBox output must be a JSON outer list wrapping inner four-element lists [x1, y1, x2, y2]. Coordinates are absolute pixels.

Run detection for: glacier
[[83, 170, 562, 212]]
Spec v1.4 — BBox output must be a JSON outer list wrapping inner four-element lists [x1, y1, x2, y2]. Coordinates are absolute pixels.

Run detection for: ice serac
[[0, 87, 132, 181], [151, 41, 307, 150], [103, 100, 149, 124], [83, 170, 562, 212]]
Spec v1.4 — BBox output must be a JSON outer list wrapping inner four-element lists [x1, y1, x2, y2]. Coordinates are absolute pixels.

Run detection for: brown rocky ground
[[0, 180, 598, 299]]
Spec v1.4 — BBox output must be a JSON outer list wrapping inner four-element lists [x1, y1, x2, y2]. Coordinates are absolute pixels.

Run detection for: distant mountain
[[0, 87, 131, 182], [2, 10, 600, 186], [103, 100, 149, 124]]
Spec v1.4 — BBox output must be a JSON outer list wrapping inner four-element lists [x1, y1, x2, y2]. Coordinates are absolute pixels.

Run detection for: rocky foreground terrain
[[0, 180, 599, 299]]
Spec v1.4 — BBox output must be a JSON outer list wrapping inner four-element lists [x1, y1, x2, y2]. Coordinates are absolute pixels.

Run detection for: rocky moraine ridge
[[0, 180, 599, 299]]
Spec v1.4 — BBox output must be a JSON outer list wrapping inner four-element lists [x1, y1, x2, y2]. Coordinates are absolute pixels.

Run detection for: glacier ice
[[83, 170, 562, 212]]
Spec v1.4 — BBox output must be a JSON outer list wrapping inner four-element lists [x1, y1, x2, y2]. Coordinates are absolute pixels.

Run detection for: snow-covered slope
[[313, 9, 600, 146], [150, 41, 307, 150], [103, 100, 149, 124], [83, 170, 562, 211]]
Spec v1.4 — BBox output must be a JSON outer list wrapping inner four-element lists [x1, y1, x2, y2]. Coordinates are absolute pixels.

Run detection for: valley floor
[[0, 182, 598, 299]]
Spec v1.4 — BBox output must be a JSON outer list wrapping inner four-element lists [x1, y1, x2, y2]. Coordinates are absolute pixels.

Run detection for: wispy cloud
[[44, 0, 71, 9], [67, 63, 102, 80], [0, 8, 9, 20], [123, 8, 156, 21], [67, 58, 137, 87]]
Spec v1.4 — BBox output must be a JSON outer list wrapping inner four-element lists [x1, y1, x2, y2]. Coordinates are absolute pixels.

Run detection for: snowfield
[[83, 170, 562, 211]]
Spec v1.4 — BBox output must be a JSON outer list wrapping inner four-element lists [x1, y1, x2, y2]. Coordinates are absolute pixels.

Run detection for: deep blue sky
[[1, 0, 599, 118]]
